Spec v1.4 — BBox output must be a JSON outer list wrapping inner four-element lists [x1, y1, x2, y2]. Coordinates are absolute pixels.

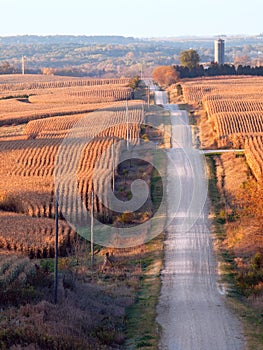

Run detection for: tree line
[[175, 62, 263, 79], [152, 49, 263, 86]]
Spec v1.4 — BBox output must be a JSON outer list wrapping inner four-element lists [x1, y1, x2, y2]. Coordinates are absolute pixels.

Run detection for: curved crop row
[[204, 99, 263, 117], [245, 134, 263, 181], [28, 86, 133, 104], [0, 254, 36, 290], [24, 114, 83, 139], [0, 212, 75, 258], [0, 103, 102, 127], [0, 77, 130, 92], [212, 111, 263, 147], [1, 103, 145, 222], [181, 77, 263, 104]]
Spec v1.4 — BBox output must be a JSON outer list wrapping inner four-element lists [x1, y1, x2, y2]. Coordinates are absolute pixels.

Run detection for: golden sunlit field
[[0, 75, 146, 256], [0, 74, 166, 349], [182, 76, 263, 176]]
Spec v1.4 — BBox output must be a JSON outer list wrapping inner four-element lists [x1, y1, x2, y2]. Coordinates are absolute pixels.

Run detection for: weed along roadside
[[124, 234, 164, 349], [124, 148, 167, 350]]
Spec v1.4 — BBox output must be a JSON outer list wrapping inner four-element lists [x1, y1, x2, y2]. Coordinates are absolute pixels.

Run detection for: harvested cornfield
[[0, 212, 75, 258], [0, 72, 158, 256], [180, 76, 263, 183], [244, 134, 263, 181], [0, 94, 146, 255], [182, 76, 263, 104]]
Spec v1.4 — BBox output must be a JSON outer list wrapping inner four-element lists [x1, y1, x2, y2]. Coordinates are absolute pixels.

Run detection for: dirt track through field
[[156, 94, 245, 350]]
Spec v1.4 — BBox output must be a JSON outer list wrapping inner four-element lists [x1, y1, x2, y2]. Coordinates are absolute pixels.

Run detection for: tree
[[128, 75, 140, 91], [0, 61, 17, 74], [234, 55, 251, 67], [152, 66, 179, 86], [179, 49, 200, 70], [42, 67, 55, 75]]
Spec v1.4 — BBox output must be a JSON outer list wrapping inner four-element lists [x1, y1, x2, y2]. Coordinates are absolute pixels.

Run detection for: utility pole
[[126, 99, 129, 151], [22, 56, 25, 75], [148, 87, 150, 108], [90, 190, 94, 267], [112, 141, 115, 192], [54, 199, 59, 304], [142, 103, 145, 124]]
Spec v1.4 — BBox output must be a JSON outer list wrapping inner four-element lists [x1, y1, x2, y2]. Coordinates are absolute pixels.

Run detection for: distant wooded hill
[[0, 35, 263, 78]]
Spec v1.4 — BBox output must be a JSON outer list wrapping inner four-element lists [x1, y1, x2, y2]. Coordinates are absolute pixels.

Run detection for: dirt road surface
[[156, 95, 245, 350]]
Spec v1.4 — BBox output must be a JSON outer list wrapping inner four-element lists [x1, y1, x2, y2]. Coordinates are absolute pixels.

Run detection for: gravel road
[[156, 96, 245, 350]]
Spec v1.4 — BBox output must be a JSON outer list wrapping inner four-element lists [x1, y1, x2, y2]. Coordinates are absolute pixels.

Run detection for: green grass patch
[[227, 297, 263, 350], [151, 153, 164, 210], [206, 156, 224, 218], [124, 142, 166, 349], [124, 234, 163, 350]]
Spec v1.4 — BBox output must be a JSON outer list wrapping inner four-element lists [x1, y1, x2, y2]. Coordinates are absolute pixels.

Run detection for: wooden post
[[22, 56, 25, 75], [54, 199, 59, 304], [112, 141, 115, 193], [91, 190, 94, 267], [126, 99, 129, 151], [148, 87, 150, 108], [142, 102, 145, 126]]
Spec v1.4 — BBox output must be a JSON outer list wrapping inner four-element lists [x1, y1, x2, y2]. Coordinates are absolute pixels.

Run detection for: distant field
[[0, 75, 133, 127], [0, 74, 130, 86]]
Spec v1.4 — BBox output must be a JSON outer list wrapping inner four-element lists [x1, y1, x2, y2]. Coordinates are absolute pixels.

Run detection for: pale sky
[[0, 0, 262, 38]]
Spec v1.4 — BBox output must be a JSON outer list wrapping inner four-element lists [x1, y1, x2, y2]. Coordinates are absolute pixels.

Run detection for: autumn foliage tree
[[0, 61, 18, 74], [128, 75, 140, 90], [41, 67, 55, 75], [236, 180, 263, 220], [152, 66, 179, 86], [179, 49, 200, 70]]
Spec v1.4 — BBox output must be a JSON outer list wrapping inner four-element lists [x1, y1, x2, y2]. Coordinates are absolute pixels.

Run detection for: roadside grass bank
[[206, 155, 263, 350], [124, 234, 164, 349], [124, 116, 168, 349]]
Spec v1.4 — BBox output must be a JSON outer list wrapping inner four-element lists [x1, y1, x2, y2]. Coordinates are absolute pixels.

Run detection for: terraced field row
[[182, 76, 263, 104], [0, 102, 107, 126], [0, 75, 130, 92], [181, 76, 263, 181], [0, 253, 37, 291], [29, 85, 133, 104], [0, 101, 145, 256], [0, 73, 148, 257], [245, 135, 263, 181], [0, 212, 75, 258], [212, 112, 263, 148], [204, 99, 263, 117], [182, 77, 263, 147]]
